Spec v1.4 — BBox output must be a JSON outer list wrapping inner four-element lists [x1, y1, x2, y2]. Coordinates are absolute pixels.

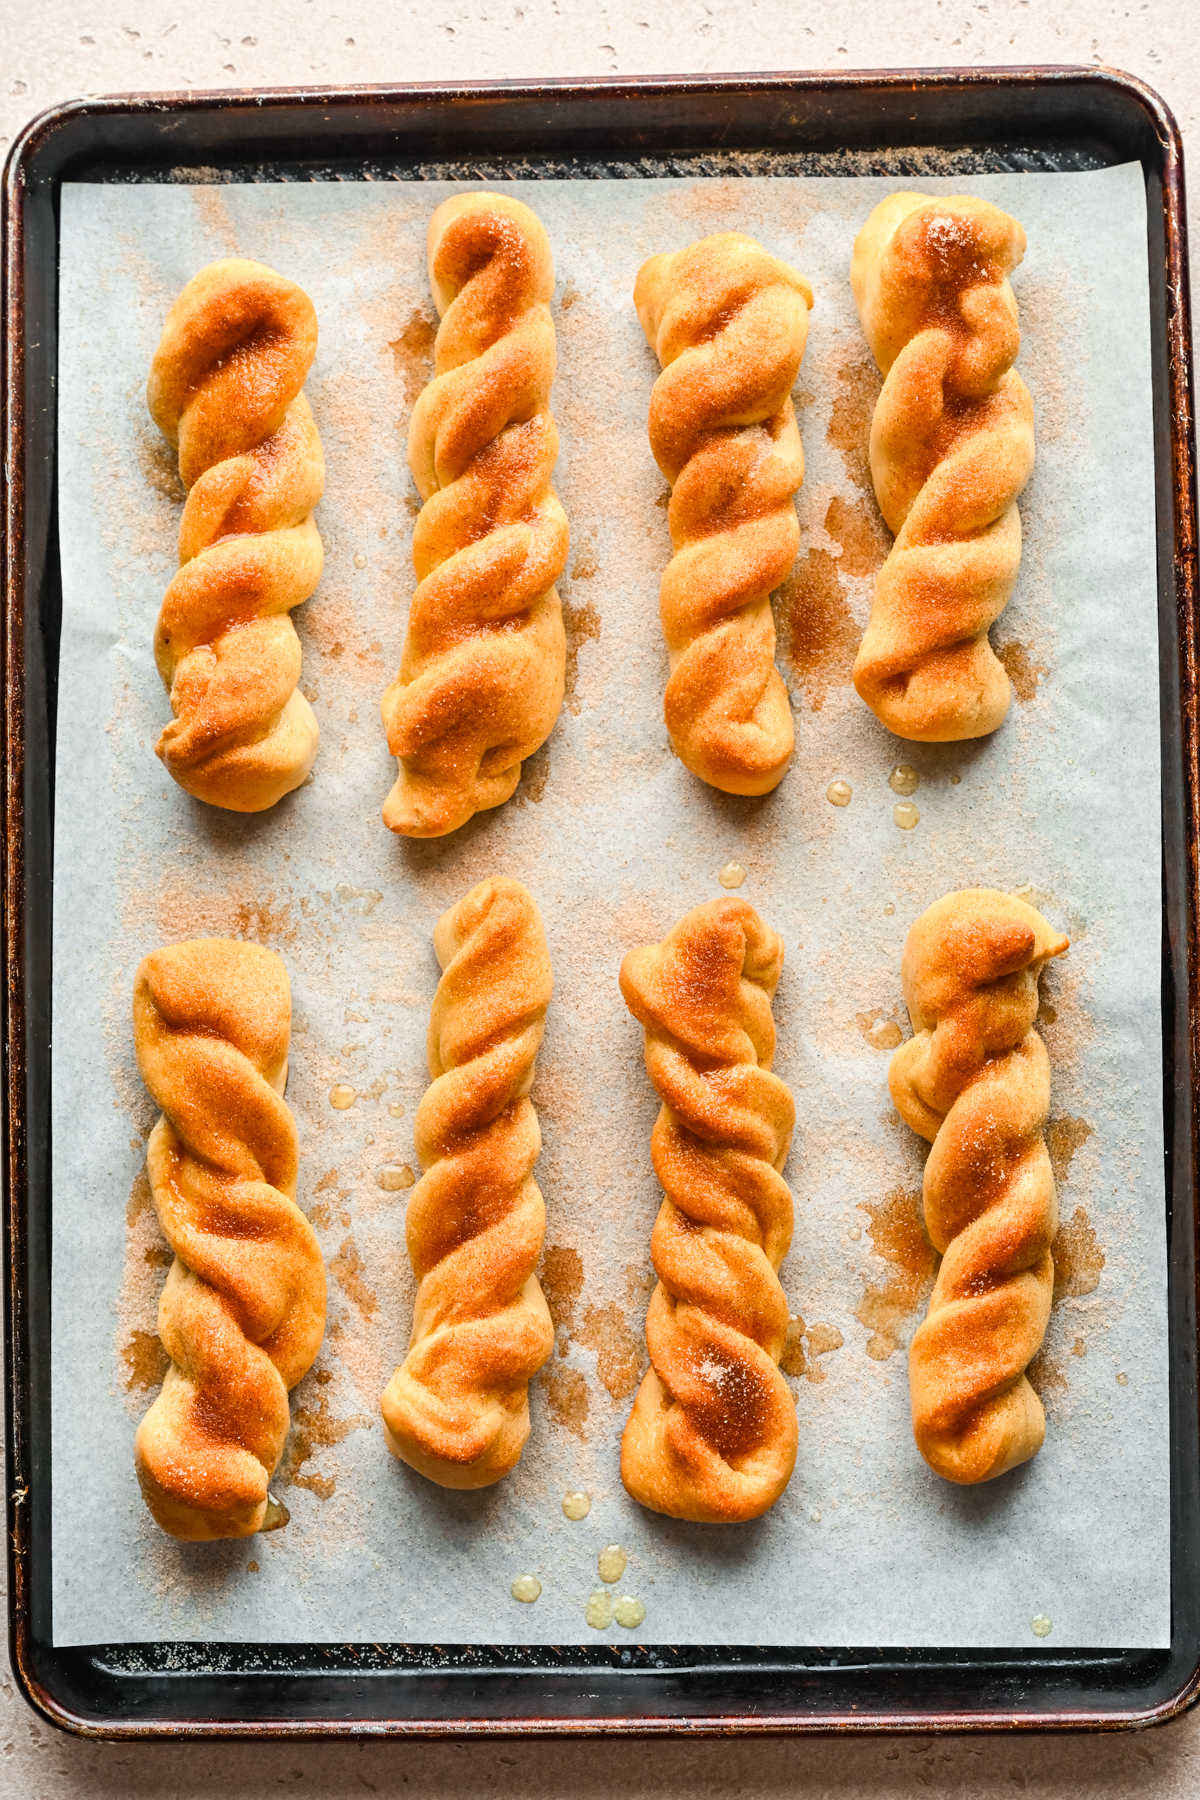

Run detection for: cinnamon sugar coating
[[636, 233, 812, 795], [619, 898, 798, 1522], [382, 194, 568, 837], [148, 259, 324, 810], [850, 195, 1035, 741], [132, 938, 326, 1539], [890, 889, 1068, 1484], [381, 878, 554, 1486]]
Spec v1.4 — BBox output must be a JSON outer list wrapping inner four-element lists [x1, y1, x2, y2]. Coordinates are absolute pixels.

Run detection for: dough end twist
[[148, 259, 324, 811], [620, 898, 798, 1522], [382, 194, 568, 838], [850, 195, 1034, 742], [381, 878, 554, 1486], [132, 938, 326, 1539], [890, 889, 1068, 1484], [636, 233, 812, 795]]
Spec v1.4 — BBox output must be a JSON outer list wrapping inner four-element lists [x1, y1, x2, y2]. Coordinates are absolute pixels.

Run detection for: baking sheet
[[50, 163, 1166, 1649]]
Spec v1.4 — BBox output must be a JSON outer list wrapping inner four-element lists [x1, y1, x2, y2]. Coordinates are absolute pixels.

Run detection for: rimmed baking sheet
[[49, 161, 1166, 1651]]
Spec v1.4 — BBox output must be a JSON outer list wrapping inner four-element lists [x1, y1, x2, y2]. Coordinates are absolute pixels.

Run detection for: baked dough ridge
[[132, 937, 326, 1539], [381, 877, 555, 1486], [382, 193, 569, 838], [889, 888, 1068, 1484], [636, 233, 812, 795], [148, 258, 324, 811], [619, 898, 798, 1522], [850, 194, 1035, 742]]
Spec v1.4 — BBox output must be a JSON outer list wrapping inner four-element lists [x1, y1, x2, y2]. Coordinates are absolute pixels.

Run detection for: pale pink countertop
[[4, 0, 1199, 1792]]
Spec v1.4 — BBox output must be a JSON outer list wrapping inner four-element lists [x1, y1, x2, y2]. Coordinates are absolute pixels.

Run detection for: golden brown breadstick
[[382, 194, 568, 837], [890, 889, 1068, 1483], [619, 898, 797, 1522], [636, 233, 812, 795], [147, 259, 324, 810], [132, 938, 326, 1539], [850, 194, 1034, 741], [381, 878, 554, 1486]]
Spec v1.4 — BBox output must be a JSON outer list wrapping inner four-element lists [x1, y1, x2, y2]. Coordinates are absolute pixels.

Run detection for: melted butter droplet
[[613, 1595, 645, 1630], [826, 780, 852, 807], [718, 861, 746, 889], [847, 1224, 862, 1242], [353, 551, 368, 569], [888, 764, 920, 797], [585, 1589, 614, 1630], [883, 902, 896, 916], [329, 1084, 357, 1111], [561, 1490, 591, 1520], [378, 1164, 415, 1192], [1031, 1613, 1052, 1638], [867, 1019, 904, 1051], [1116, 1372, 1129, 1386], [388, 1102, 405, 1119], [597, 1544, 627, 1584], [893, 801, 920, 831], [261, 1494, 290, 1532], [511, 1573, 541, 1603]]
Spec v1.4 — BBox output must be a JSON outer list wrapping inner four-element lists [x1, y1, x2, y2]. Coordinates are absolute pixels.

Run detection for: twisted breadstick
[[147, 259, 324, 811], [381, 878, 554, 1486], [889, 889, 1068, 1484], [382, 194, 569, 837], [619, 899, 797, 1522], [132, 939, 326, 1539], [636, 234, 812, 795], [850, 194, 1035, 741]]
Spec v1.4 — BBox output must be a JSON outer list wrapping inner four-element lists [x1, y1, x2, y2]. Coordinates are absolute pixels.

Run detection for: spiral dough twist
[[382, 194, 569, 838], [381, 878, 555, 1487], [850, 194, 1035, 741], [619, 899, 798, 1522], [636, 233, 812, 795], [132, 939, 326, 1539], [148, 259, 325, 811], [889, 889, 1068, 1484]]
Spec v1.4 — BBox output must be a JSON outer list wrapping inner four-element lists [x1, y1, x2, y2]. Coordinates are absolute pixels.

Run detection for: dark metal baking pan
[[3, 66, 1198, 1737]]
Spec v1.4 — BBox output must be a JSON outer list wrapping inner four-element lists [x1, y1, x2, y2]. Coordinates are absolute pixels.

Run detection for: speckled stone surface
[[3, 0, 1200, 1790]]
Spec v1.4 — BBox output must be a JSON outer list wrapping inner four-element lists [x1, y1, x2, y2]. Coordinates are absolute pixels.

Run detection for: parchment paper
[[51, 163, 1167, 1649]]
